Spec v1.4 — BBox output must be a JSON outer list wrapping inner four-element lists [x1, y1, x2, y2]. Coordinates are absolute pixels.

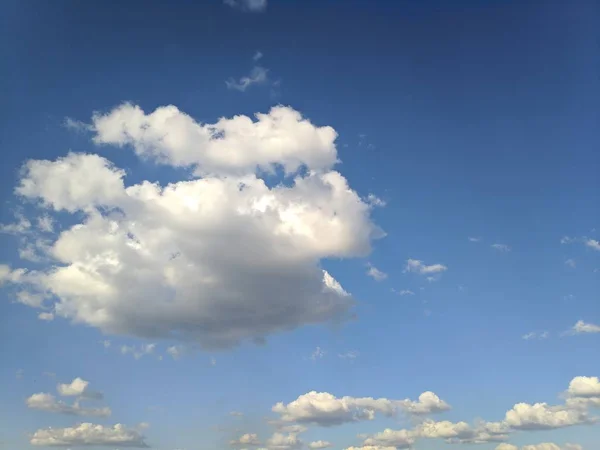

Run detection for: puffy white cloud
[[57, 377, 103, 399], [272, 390, 449, 426], [91, 104, 338, 176], [567, 376, 600, 398], [491, 243, 511, 252], [266, 432, 302, 450], [403, 259, 447, 275], [398, 391, 451, 415], [585, 239, 600, 251], [230, 433, 261, 446], [272, 391, 396, 426], [495, 445, 518, 450], [9, 104, 382, 349], [415, 420, 509, 444], [504, 402, 593, 430], [30, 423, 147, 447], [16, 152, 125, 212], [569, 320, 600, 334], [167, 345, 184, 360], [362, 428, 415, 449], [522, 444, 561, 450], [346, 447, 396, 450], [366, 263, 387, 281], [26, 393, 110, 417], [227, 66, 269, 92], [308, 441, 333, 449], [366, 194, 386, 207], [224, 0, 267, 12]]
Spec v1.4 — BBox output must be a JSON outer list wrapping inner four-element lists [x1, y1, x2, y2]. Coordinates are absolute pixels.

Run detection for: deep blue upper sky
[[0, 1, 598, 450]]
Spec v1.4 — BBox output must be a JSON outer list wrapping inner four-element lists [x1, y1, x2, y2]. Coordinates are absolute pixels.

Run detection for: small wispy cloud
[[468, 237, 482, 242], [63, 117, 92, 133], [404, 259, 448, 275], [38, 312, 54, 321], [224, 0, 267, 12], [310, 346, 325, 361], [522, 331, 549, 340], [566, 320, 600, 335], [167, 345, 184, 360], [586, 239, 600, 251], [491, 243, 511, 252], [366, 194, 386, 207], [366, 263, 387, 281], [253, 50, 263, 61], [100, 340, 111, 349], [121, 343, 156, 360], [338, 351, 359, 360], [226, 66, 268, 92], [565, 259, 576, 268], [393, 289, 415, 296], [230, 411, 244, 417]]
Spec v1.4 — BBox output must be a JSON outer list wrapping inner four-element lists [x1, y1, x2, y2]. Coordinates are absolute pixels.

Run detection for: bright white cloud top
[[4, 104, 383, 349]]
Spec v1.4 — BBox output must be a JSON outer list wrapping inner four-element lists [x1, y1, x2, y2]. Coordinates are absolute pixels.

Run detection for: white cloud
[[224, 0, 267, 12], [38, 312, 54, 321], [309, 441, 333, 449], [167, 345, 184, 360], [226, 66, 269, 92], [366, 194, 386, 207], [497, 444, 583, 450], [504, 402, 593, 430], [362, 428, 415, 449], [495, 445, 518, 450], [0, 212, 31, 234], [230, 433, 261, 446], [272, 391, 396, 426], [415, 420, 509, 444], [522, 331, 549, 340], [366, 263, 387, 281], [338, 351, 359, 360], [468, 237, 481, 242], [491, 244, 511, 252], [121, 344, 156, 360], [567, 376, 600, 398], [585, 239, 600, 251], [101, 339, 111, 348], [272, 390, 449, 426], [565, 259, 576, 268], [9, 104, 381, 350], [398, 391, 451, 415], [230, 411, 244, 417], [403, 259, 447, 275], [30, 423, 147, 447], [394, 289, 414, 296], [266, 432, 303, 450], [26, 393, 111, 417], [568, 320, 600, 335], [37, 215, 54, 233], [57, 377, 103, 400], [346, 447, 396, 450], [310, 347, 325, 361], [253, 51, 264, 61]]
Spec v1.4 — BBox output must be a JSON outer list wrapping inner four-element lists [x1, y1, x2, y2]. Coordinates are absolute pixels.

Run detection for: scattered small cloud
[[167, 345, 184, 360], [38, 312, 54, 321], [566, 320, 600, 335], [253, 50, 263, 61], [309, 441, 333, 449], [468, 237, 482, 242], [338, 351, 359, 360], [310, 347, 325, 361], [30, 423, 147, 447], [522, 331, 549, 340], [42, 371, 56, 378], [565, 259, 576, 268], [37, 215, 54, 233], [210, 357, 217, 366], [121, 344, 156, 360], [393, 289, 415, 296], [491, 243, 511, 252], [563, 294, 575, 301], [404, 259, 448, 275], [100, 340, 111, 349], [226, 66, 268, 92], [561, 236, 575, 244], [224, 0, 267, 12], [230, 411, 244, 417], [57, 377, 103, 400], [585, 239, 600, 251], [16, 369, 24, 380], [366, 263, 387, 281], [63, 117, 92, 133], [366, 194, 386, 207], [230, 433, 261, 446]]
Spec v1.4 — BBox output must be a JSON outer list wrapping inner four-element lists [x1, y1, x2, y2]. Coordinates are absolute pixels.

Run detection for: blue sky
[[0, 1, 599, 449]]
